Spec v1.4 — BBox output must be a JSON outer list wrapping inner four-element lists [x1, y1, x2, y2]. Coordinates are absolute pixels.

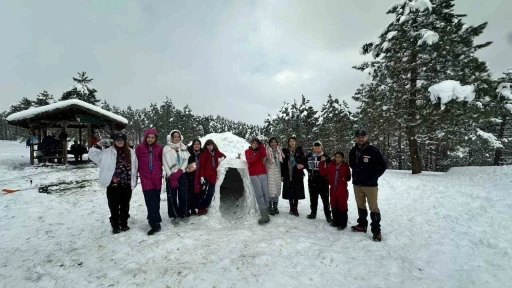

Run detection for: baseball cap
[[112, 132, 127, 141], [313, 140, 322, 146], [355, 130, 368, 137]]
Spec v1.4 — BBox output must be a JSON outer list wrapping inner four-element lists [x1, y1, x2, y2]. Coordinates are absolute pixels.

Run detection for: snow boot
[[289, 203, 294, 215], [325, 212, 333, 224], [273, 202, 279, 214], [198, 208, 207, 216], [190, 209, 197, 216], [351, 208, 368, 232], [147, 224, 159, 236], [330, 209, 339, 227], [121, 225, 130, 232], [293, 203, 299, 217], [307, 211, 316, 219], [156, 223, 161, 231], [258, 208, 271, 224], [112, 226, 121, 234], [373, 233, 382, 242], [338, 210, 348, 230], [269, 201, 275, 216], [370, 212, 382, 235], [180, 216, 190, 223]]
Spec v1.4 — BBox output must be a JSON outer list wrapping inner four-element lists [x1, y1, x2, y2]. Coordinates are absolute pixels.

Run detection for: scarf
[[266, 146, 283, 166], [210, 150, 216, 167], [334, 163, 341, 190], [168, 142, 187, 165]]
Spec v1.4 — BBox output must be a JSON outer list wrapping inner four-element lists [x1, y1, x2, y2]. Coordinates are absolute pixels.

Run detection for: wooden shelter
[[6, 99, 128, 165]]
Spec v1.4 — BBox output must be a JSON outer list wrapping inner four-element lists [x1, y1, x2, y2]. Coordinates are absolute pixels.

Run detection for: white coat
[[163, 130, 190, 177], [89, 146, 138, 190]]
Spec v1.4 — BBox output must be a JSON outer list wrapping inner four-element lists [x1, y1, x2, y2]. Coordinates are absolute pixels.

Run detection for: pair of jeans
[[143, 189, 162, 225]]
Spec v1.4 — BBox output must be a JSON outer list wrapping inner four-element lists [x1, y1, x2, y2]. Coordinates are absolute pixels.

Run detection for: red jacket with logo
[[245, 143, 267, 176]]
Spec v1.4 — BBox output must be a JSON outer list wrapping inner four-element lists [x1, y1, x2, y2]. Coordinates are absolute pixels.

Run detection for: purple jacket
[[135, 129, 163, 192]]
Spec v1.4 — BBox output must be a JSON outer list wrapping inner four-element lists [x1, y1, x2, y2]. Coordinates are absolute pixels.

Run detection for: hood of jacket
[[143, 128, 158, 146], [167, 130, 187, 149]]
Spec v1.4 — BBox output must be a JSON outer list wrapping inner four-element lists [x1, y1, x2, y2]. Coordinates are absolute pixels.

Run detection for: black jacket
[[281, 146, 306, 200], [306, 152, 331, 186], [349, 143, 386, 187]]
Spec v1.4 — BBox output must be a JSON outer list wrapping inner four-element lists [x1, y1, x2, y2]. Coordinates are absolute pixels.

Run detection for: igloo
[[188, 132, 259, 219]]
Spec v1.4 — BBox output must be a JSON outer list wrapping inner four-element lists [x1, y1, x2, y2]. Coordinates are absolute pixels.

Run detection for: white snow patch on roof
[[6, 99, 128, 124], [428, 80, 475, 110]]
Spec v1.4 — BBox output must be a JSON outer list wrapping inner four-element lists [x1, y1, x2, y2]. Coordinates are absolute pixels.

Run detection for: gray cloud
[[1, 0, 510, 125]]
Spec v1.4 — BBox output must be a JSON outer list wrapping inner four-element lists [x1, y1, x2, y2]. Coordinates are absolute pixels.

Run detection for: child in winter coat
[[246, 137, 270, 224], [264, 137, 284, 215], [186, 139, 202, 216], [135, 128, 163, 236], [163, 130, 190, 225], [198, 139, 226, 215], [89, 132, 138, 234], [319, 151, 351, 230]]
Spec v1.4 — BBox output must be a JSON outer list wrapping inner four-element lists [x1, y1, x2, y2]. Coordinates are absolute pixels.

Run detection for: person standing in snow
[[198, 139, 226, 215], [163, 130, 190, 225], [264, 137, 284, 215], [89, 132, 138, 234], [186, 139, 202, 216], [349, 130, 387, 242], [246, 138, 271, 224], [281, 136, 306, 217], [319, 152, 351, 230], [306, 141, 332, 223], [135, 128, 163, 236]]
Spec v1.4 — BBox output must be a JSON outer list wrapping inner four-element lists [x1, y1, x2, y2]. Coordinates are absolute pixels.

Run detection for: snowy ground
[[1, 139, 511, 288]]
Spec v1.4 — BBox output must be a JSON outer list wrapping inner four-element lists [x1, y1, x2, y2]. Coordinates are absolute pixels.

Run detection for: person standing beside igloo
[[198, 139, 226, 215], [264, 137, 284, 215], [281, 136, 306, 217], [245, 137, 270, 224], [163, 130, 190, 225]]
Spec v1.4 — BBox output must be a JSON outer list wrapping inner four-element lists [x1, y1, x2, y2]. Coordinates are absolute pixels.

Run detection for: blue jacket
[[349, 143, 386, 187]]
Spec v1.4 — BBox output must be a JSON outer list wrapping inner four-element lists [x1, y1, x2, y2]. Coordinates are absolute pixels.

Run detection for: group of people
[[89, 128, 386, 242]]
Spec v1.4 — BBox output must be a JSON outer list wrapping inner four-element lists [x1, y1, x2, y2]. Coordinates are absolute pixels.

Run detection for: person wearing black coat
[[349, 130, 387, 242], [186, 139, 203, 216], [281, 136, 306, 217], [305, 140, 332, 223]]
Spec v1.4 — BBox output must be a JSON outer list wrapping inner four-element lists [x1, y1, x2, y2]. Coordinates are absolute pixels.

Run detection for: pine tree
[[317, 95, 354, 155], [60, 72, 100, 105], [491, 68, 512, 165], [33, 91, 56, 107], [354, 0, 492, 174]]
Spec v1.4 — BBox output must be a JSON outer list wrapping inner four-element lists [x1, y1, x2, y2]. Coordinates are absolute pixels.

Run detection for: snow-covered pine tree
[[354, 0, 492, 174], [60, 72, 100, 105], [317, 95, 354, 155], [292, 95, 319, 148], [491, 68, 512, 165], [33, 91, 56, 107], [100, 100, 112, 112]]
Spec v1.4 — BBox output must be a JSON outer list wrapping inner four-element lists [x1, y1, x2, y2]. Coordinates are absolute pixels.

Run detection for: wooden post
[[29, 125, 35, 165], [87, 125, 92, 148], [62, 121, 68, 165], [79, 127, 83, 145]]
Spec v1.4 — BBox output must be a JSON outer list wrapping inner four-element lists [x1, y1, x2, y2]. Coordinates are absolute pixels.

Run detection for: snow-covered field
[[1, 137, 511, 288]]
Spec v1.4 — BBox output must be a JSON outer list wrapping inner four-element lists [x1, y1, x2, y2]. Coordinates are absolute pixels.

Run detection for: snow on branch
[[417, 29, 439, 45], [386, 31, 398, 40], [428, 80, 475, 109], [410, 0, 433, 12], [497, 83, 512, 99], [476, 129, 503, 148]]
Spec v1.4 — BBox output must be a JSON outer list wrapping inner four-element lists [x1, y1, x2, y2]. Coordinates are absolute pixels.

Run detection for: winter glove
[[168, 169, 184, 188]]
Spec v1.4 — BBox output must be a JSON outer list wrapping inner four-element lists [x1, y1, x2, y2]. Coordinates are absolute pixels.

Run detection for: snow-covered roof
[[6, 99, 128, 125]]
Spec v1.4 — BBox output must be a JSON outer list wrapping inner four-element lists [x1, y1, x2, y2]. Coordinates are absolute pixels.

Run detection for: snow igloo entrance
[[211, 159, 258, 219]]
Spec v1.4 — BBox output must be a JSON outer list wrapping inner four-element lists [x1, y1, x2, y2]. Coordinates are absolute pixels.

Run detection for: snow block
[[210, 158, 258, 219]]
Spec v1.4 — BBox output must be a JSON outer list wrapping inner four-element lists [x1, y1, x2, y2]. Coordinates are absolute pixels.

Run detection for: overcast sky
[[1, 0, 510, 125]]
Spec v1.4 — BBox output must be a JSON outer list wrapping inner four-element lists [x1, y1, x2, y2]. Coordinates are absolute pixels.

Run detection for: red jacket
[[199, 149, 226, 184], [319, 161, 351, 210], [245, 143, 267, 176], [135, 129, 163, 192]]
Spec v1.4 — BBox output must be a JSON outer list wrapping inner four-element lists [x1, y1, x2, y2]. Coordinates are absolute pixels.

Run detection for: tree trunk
[[407, 50, 422, 174], [493, 115, 508, 166], [398, 134, 403, 170], [406, 126, 422, 174]]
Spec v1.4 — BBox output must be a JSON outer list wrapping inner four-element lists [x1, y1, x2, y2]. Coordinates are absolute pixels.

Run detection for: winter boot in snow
[[258, 208, 271, 224], [370, 212, 382, 235], [293, 203, 299, 217], [325, 212, 333, 224], [112, 226, 121, 234], [351, 208, 368, 232], [307, 211, 316, 219], [273, 202, 279, 214], [156, 223, 161, 232], [269, 201, 275, 216], [330, 209, 339, 227], [289, 202, 294, 215], [373, 233, 382, 242], [180, 216, 190, 223], [121, 225, 130, 232], [171, 217, 180, 226], [120, 219, 130, 232], [338, 210, 348, 230], [198, 208, 207, 215], [147, 224, 159, 236]]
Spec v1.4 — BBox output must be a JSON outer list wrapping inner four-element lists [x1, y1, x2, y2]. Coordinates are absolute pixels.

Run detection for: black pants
[[186, 174, 201, 214], [106, 186, 132, 228], [143, 189, 162, 226], [167, 174, 188, 218], [309, 183, 330, 216]]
